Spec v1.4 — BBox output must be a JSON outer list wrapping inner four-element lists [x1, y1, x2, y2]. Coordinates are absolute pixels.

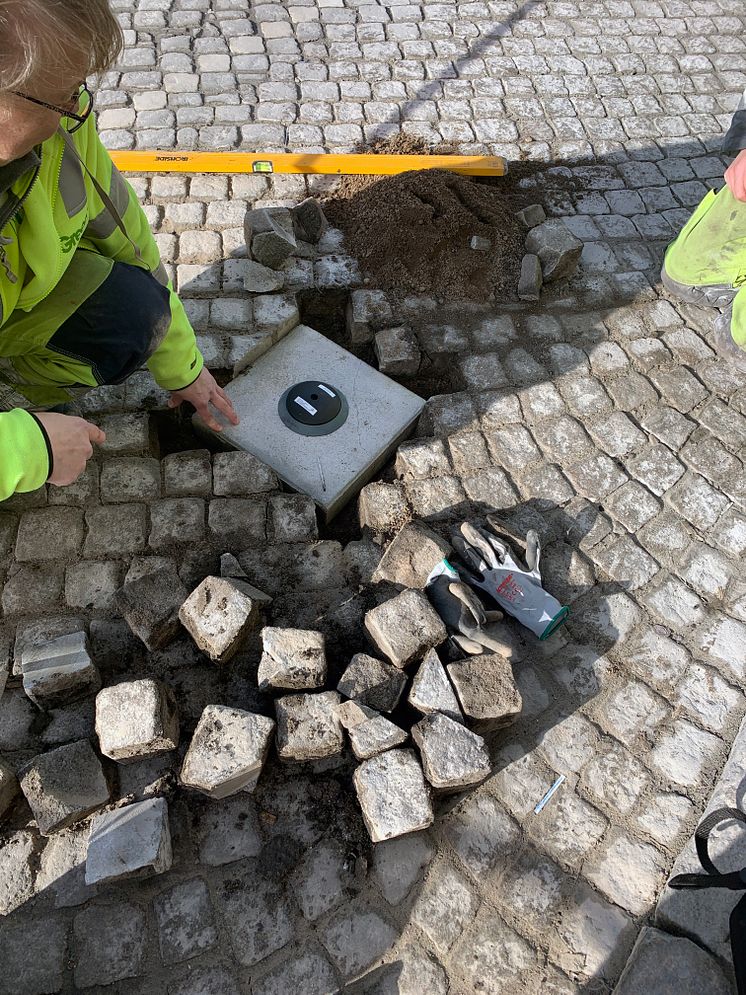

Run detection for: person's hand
[[168, 367, 239, 432], [725, 149, 746, 201], [34, 412, 106, 486]]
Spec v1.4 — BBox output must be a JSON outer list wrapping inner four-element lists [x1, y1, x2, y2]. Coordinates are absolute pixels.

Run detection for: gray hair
[[0, 0, 123, 92]]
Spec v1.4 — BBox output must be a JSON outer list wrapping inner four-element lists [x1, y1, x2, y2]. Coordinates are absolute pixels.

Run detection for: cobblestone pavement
[[1, 1, 746, 993]]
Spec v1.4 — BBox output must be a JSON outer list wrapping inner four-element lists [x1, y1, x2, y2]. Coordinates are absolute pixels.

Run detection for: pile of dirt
[[323, 137, 544, 304]]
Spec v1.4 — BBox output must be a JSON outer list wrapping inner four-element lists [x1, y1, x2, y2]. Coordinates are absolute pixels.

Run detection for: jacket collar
[[0, 149, 41, 198]]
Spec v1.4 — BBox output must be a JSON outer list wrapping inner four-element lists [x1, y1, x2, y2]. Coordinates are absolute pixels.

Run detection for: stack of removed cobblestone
[[0, 514, 523, 861], [517, 204, 583, 302]]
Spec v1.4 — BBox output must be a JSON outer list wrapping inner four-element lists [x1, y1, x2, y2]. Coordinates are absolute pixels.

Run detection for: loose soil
[[323, 136, 549, 304]]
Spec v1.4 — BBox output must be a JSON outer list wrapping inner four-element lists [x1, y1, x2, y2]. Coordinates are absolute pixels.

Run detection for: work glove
[[426, 561, 516, 658], [451, 516, 569, 640]]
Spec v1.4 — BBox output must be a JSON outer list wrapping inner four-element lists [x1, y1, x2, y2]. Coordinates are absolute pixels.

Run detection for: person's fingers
[[195, 401, 223, 432], [168, 395, 182, 409], [212, 390, 239, 425], [84, 442, 94, 460], [86, 423, 106, 445]]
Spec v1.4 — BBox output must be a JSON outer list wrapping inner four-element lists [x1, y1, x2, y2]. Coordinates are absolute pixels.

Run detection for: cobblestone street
[[1, 1, 746, 993]]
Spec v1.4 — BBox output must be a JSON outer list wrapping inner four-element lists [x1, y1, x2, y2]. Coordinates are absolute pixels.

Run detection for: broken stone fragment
[[364, 589, 447, 668], [18, 740, 110, 835], [335, 700, 408, 760], [447, 653, 523, 732], [275, 691, 344, 762], [469, 235, 491, 251], [257, 627, 327, 691], [244, 259, 285, 294], [114, 564, 188, 651], [408, 648, 463, 723], [179, 575, 261, 663], [337, 653, 407, 713], [0, 759, 19, 821], [20, 630, 101, 710], [180, 704, 275, 798], [372, 521, 452, 589], [346, 289, 393, 345], [518, 253, 542, 301], [85, 797, 172, 885], [353, 748, 434, 843], [292, 197, 326, 243], [525, 219, 583, 283], [220, 554, 273, 604], [412, 712, 491, 790], [358, 480, 411, 535], [516, 203, 546, 228], [245, 207, 297, 269], [95, 679, 179, 764]]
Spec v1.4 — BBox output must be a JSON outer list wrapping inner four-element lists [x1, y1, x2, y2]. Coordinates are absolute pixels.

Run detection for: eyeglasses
[[10, 83, 93, 134]]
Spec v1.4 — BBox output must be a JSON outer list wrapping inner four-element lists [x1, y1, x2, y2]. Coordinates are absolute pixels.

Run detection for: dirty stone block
[[100, 457, 161, 502], [85, 797, 172, 885], [395, 437, 451, 479], [154, 877, 218, 965], [258, 626, 327, 690], [374, 325, 421, 375], [581, 742, 651, 815], [219, 866, 295, 968], [538, 712, 599, 774], [518, 252, 542, 301], [319, 906, 399, 981], [42, 699, 96, 747], [181, 705, 275, 798], [594, 535, 659, 590], [149, 498, 205, 548], [551, 881, 635, 982], [596, 679, 669, 747], [168, 964, 243, 995], [651, 719, 723, 789], [604, 481, 661, 531], [636, 793, 694, 848], [447, 654, 522, 733], [316, 255, 361, 289], [695, 617, 746, 685], [364, 589, 447, 668], [124, 555, 176, 586], [353, 748, 433, 843], [676, 664, 742, 734], [412, 861, 480, 954], [372, 521, 451, 588], [526, 219, 583, 282], [65, 560, 123, 611], [19, 739, 109, 835], [409, 648, 463, 722], [290, 838, 352, 921], [442, 791, 519, 878], [213, 450, 278, 495], [516, 203, 546, 228], [114, 564, 189, 650], [643, 574, 706, 633], [252, 292, 300, 340], [97, 411, 158, 456], [529, 789, 608, 871], [293, 197, 326, 242], [196, 795, 262, 867], [73, 901, 147, 989], [251, 949, 339, 995], [96, 678, 179, 763], [585, 834, 668, 916], [21, 630, 101, 709], [84, 503, 148, 556], [372, 832, 435, 905], [163, 449, 213, 497], [180, 576, 261, 662], [337, 652, 407, 713], [15, 506, 84, 561], [246, 207, 297, 268], [0, 830, 35, 916], [275, 691, 344, 763], [451, 908, 536, 993], [346, 288, 393, 344], [0, 759, 18, 821], [358, 480, 410, 533], [0, 689, 38, 751], [614, 927, 732, 995], [0, 917, 68, 995], [413, 713, 490, 791], [244, 258, 285, 293], [48, 460, 99, 506], [208, 498, 267, 545], [343, 540, 381, 587], [335, 700, 407, 760], [270, 493, 318, 541]]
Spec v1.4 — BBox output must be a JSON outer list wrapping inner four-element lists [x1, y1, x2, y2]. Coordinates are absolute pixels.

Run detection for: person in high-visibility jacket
[[662, 90, 746, 369], [0, 0, 238, 502]]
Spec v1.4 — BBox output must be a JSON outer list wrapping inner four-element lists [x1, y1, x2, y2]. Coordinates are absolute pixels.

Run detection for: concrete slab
[[195, 324, 425, 520]]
